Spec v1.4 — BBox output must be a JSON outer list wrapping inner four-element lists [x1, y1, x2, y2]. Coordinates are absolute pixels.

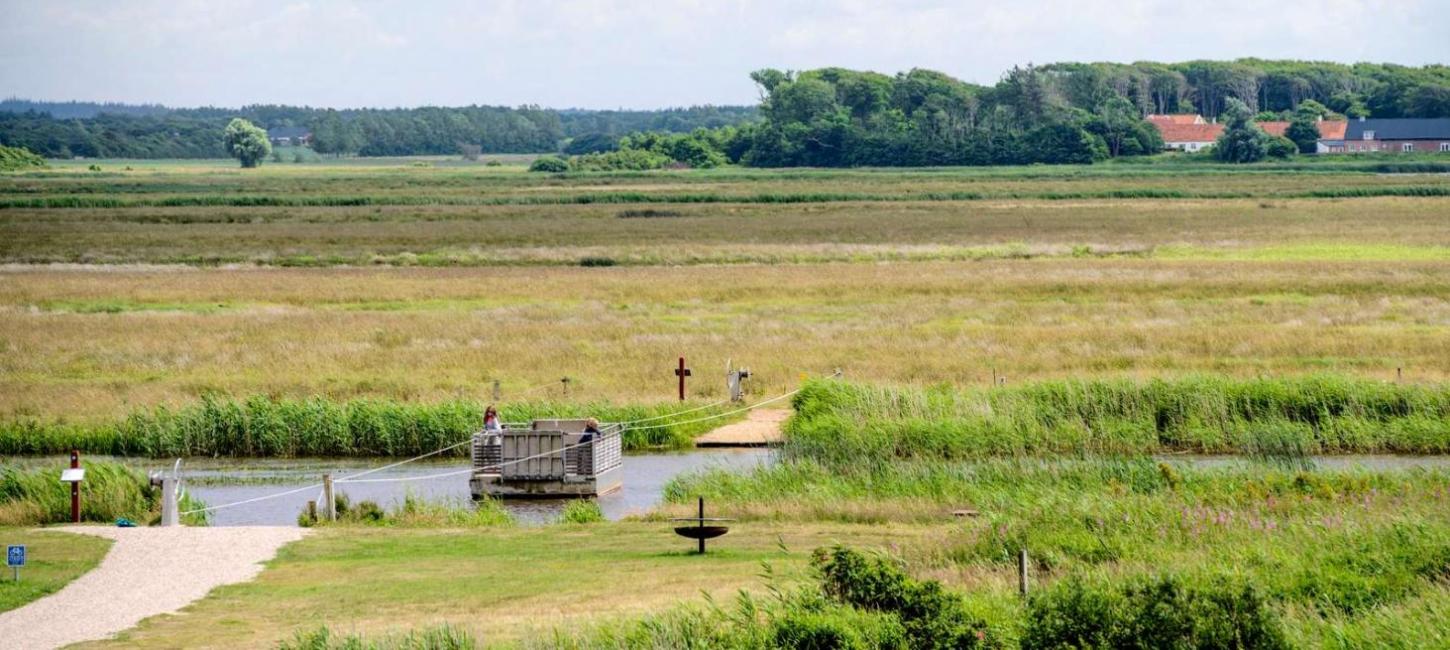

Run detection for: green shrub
[[1023, 575, 1288, 649], [812, 546, 997, 649], [769, 608, 908, 650], [527, 156, 569, 173], [0, 144, 46, 171]]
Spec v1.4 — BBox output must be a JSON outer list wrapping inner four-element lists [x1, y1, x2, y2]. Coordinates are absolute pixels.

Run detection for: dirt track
[[694, 409, 789, 447], [0, 525, 307, 649]]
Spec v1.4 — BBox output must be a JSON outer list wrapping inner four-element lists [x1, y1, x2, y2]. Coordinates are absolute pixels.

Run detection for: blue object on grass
[[115, 518, 137, 528]]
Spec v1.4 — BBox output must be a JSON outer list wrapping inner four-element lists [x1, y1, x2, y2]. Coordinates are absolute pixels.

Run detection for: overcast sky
[[2, 0, 1448, 110]]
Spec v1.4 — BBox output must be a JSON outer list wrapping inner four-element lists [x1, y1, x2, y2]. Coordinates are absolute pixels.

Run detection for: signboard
[[6, 545, 23, 567], [60, 468, 86, 483]]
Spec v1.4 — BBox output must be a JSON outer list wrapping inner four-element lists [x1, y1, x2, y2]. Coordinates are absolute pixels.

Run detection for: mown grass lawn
[[79, 522, 925, 648], [0, 527, 112, 612]]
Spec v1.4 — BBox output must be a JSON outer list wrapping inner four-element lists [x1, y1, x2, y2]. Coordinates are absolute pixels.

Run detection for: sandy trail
[[694, 408, 790, 447], [0, 525, 307, 650]]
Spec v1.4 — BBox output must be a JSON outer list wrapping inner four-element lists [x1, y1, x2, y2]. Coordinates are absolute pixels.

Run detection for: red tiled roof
[[1156, 122, 1224, 143], [1256, 120, 1348, 140], [1147, 114, 1204, 126], [1318, 120, 1347, 140]]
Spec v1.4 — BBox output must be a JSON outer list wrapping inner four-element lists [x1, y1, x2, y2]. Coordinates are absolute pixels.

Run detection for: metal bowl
[[674, 526, 730, 540]]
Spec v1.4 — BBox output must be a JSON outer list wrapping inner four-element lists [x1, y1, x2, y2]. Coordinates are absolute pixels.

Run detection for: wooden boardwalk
[[694, 409, 789, 447]]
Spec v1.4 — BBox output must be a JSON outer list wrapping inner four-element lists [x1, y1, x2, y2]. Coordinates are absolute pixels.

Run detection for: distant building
[[267, 126, 312, 147], [1337, 118, 1450, 154], [1256, 119, 1348, 153], [1147, 114, 1207, 127], [1148, 115, 1223, 152]]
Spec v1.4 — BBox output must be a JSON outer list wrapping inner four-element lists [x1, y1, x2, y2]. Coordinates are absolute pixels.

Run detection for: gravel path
[[694, 408, 789, 447], [0, 525, 308, 649]]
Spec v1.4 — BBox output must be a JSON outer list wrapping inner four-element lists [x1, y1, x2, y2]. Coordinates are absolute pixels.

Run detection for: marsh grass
[[0, 461, 207, 525], [302, 493, 513, 528], [277, 624, 476, 650], [783, 376, 1450, 459], [0, 395, 736, 457]]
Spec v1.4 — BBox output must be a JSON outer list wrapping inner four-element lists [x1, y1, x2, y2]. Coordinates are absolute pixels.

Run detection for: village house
[[266, 126, 312, 147], [1146, 113, 1450, 155], [1339, 118, 1450, 153], [1147, 114, 1223, 152]]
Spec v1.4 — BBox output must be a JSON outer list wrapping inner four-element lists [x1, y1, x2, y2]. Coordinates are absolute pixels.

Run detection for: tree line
[[0, 103, 758, 159], [540, 60, 1450, 169], [4, 59, 1448, 162]]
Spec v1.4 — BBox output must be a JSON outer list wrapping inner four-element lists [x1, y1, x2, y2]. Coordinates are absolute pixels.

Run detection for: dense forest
[[3, 59, 1448, 161], [548, 60, 1450, 169]]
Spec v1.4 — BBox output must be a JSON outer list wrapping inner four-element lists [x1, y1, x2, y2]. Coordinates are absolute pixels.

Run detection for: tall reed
[[0, 395, 732, 458]]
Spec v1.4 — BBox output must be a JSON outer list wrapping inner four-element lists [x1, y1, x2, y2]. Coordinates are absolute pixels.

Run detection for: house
[[1338, 118, 1450, 153], [1255, 119, 1348, 153], [1148, 115, 1223, 152], [266, 126, 312, 147]]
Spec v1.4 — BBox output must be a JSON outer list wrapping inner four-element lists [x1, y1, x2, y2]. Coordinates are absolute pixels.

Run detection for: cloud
[[0, 0, 1445, 108]]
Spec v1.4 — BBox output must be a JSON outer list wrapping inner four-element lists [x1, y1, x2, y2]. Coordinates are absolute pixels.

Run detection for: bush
[[0, 144, 46, 171], [1266, 136, 1298, 160], [813, 546, 997, 649], [770, 608, 908, 650], [1023, 575, 1289, 649], [567, 149, 672, 171], [527, 156, 569, 173]]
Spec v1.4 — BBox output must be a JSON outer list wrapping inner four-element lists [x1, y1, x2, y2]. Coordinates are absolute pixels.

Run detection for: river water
[[9, 451, 1448, 526], [171, 448, 771, 526]]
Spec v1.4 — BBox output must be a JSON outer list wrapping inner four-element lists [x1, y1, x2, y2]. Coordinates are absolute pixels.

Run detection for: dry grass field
[[1, 162, 1448, 423]]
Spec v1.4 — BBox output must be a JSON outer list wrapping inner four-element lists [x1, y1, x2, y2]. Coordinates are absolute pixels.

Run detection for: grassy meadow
[[3, 159, 1450, 646]]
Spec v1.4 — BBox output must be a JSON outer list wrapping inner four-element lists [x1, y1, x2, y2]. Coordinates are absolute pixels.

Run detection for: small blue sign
[[6, 545, 24, 567]]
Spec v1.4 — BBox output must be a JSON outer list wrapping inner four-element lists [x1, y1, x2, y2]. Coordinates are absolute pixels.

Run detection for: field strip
[[695, 408, 789, 447], [0, 525, 308, 649]]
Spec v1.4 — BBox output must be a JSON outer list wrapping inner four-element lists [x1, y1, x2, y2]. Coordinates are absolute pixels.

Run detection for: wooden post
[[1397, 367, 1403, 382], [70, 450, 81, 523], [561, 377, 571, 399], [306, 500, 317, 524], [322, 474, 335, 521], [675, 357, 692, 402], [1018, 548, 1029, 597], [492, 379, 501, 401], [698, 497, 706, 554]]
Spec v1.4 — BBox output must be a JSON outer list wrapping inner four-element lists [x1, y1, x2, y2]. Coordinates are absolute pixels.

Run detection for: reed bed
[[0, 396, 734, 458], [0, 461, 206, 525], [783, 376, 1450, 460]]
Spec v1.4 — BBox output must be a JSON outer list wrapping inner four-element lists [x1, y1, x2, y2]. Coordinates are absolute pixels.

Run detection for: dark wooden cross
[[674, 356, 691, 401]]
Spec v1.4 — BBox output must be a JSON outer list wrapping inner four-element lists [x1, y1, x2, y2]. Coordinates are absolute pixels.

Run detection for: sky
[[2, 0, 1448, 110]]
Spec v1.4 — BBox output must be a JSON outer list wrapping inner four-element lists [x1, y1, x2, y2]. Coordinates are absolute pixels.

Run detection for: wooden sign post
[[674, 357, 692, 401]]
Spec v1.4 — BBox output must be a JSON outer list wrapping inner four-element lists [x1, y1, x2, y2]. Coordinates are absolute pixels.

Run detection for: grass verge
[[0, 528, 112, 613]]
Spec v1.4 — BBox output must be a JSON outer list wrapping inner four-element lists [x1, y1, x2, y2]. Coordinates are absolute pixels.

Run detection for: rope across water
[[178, 376, 833, 517]]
